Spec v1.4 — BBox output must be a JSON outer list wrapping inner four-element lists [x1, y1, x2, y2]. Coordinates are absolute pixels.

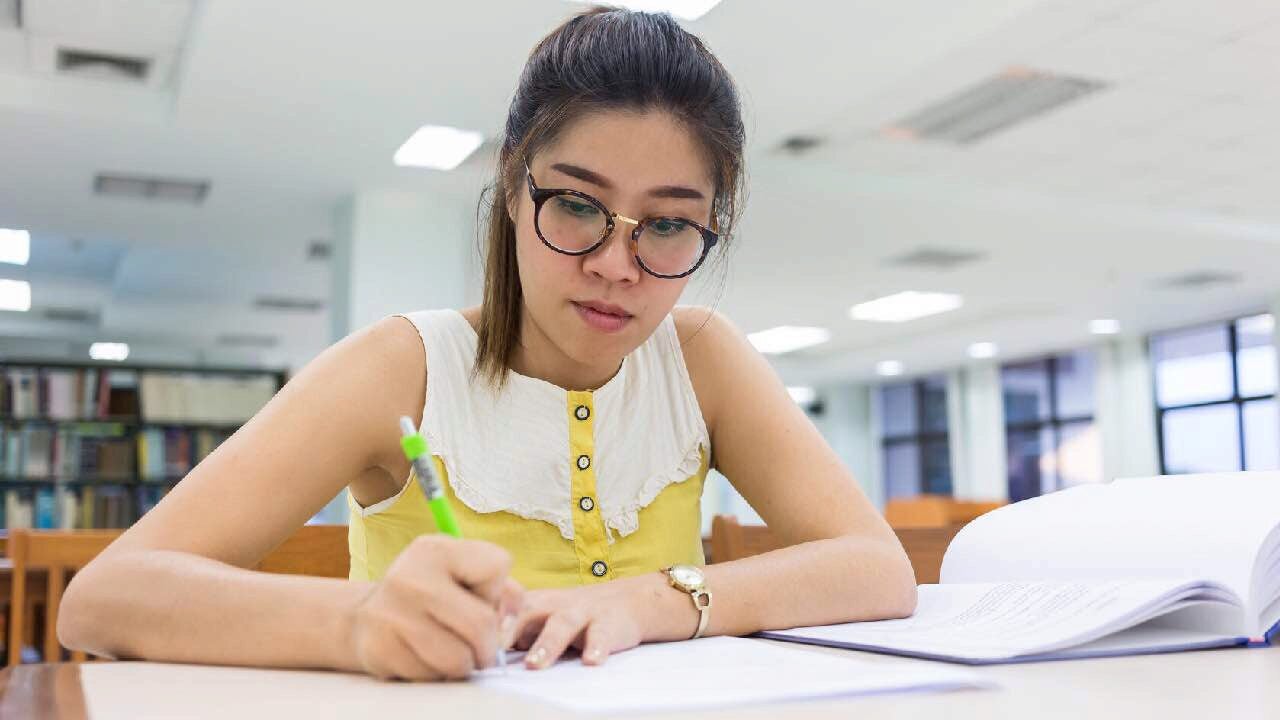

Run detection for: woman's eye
[[556, 198, 599, 217], [650, 219, 688, 236]]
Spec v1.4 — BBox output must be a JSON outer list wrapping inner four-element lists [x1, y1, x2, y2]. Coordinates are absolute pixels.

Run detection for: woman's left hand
[[508, 579, 650, 669]]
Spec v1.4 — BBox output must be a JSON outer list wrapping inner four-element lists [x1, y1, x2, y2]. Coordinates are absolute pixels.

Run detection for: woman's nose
[[583, 220, 641, 284]]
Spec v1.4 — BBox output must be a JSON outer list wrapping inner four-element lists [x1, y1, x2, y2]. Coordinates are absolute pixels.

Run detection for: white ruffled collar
[[416, 310, 710, 542]]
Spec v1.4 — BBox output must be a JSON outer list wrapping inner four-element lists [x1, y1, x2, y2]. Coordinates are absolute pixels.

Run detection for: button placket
[[567, 390, 612, 583]]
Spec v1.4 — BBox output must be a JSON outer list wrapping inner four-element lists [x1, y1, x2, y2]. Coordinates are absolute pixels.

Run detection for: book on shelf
[[762, 471, 1280, 663], [1, 366, 130, 420], [139, 371, 276, 424], [138, 427, 230, 480]]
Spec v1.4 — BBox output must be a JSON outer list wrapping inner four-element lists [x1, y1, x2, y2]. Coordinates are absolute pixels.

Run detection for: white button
[[574, 405, 590, 421], [591, 561, 608, 577], [576, 454, 591, 471], [579, 496, 595, 512]]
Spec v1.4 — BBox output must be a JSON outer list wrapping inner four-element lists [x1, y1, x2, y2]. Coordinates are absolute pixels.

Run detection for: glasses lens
[[637, 218, 706, 277], [538, 193, 608, 252]]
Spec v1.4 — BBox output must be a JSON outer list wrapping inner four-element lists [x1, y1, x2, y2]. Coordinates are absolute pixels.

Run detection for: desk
[[1, 639, 1275, 719]]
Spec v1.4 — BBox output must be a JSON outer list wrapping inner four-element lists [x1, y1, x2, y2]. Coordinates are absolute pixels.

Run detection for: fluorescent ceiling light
[[393, 125, 484, 170], [850, 291, 963, 323], [1090, 318, 1120, 335], [568, 0, 722, 20], [0, 228, 30, 265], [968, 342, 999, 359], [747, 325, 830, 355], [0, 279, 30, 311], [876, 360, 904, 377], [90, 342, 130, 362], [786, 386, 817, 405]]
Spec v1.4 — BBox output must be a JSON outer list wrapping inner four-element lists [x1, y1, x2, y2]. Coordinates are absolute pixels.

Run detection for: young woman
[[60, 7, 915, 681]]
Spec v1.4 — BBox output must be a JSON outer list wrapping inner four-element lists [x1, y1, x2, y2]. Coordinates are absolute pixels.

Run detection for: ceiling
[[0, 0, 1277, 382]]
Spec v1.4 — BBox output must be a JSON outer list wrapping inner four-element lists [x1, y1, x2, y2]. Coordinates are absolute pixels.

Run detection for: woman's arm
[[512, 308, 916, 667], [58, 316, 520, 679], [675, 306, 918, 631]]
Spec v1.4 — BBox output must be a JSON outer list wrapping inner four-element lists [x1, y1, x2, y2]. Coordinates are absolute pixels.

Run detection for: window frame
[[880, 376, 952, 497], [1153, 318, 1277, 474], [1002, 354, 1097, 498]]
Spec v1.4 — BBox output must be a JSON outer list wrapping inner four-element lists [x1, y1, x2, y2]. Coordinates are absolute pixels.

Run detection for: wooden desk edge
[[0, 663, 87, 720]]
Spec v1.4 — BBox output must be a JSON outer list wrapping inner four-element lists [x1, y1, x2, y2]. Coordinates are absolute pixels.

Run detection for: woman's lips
[[572, 301, 632, 333]]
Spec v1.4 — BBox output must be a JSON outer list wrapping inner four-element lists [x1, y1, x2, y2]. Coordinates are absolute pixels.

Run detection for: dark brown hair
[[475, 5, 746, 386]]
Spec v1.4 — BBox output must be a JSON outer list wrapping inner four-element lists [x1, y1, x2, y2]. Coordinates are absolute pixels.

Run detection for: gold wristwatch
[[664, 564, 712, 639]]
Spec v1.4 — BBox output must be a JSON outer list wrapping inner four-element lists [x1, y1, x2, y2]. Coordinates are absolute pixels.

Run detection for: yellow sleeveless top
[[348, 311, 709, 589]]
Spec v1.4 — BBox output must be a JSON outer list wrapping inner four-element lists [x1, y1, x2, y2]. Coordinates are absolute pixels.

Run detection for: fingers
[[439, 538, 513, 595], [580, 620, 613, 666], [384, 563, 504, 669], [359, 624, 441, 682], [525, 611, 587, 670], [395, 615, 478, 681]]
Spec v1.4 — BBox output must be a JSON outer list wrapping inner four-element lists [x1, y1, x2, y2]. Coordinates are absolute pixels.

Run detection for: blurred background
[[0, 0, 1276, 530]]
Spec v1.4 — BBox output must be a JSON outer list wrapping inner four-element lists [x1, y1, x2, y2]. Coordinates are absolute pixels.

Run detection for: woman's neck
[[511, 311, 621, 391]]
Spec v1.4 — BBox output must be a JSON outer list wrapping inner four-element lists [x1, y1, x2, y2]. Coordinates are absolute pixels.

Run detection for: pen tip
[[399, 416, 416, 436]]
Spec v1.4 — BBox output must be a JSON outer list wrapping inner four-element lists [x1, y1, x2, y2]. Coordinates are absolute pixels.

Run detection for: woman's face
[[512, 110, 716, 373]]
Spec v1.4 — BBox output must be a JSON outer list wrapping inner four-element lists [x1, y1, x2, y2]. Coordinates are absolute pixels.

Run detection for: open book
[[761, 471, 1280, 664]]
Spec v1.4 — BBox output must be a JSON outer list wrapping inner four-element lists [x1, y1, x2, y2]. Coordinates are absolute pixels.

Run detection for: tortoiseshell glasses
[[525, 164, 719, 279]]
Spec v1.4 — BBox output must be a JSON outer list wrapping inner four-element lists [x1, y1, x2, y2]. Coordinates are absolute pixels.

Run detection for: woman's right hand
[[347, 535, 523, 681]]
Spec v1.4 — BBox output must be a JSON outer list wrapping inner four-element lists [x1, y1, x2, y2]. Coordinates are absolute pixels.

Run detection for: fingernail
[[526, 646, 547, 668], [585, 648, 603, 664]]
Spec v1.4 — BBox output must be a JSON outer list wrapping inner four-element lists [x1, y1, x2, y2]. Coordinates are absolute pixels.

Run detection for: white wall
[[331, 189, 474, 339], [946, 363, 1009, 501], [1096, 336, 1160, 481]]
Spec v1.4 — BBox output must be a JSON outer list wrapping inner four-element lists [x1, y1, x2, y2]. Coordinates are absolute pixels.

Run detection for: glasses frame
[[524, 164, 719, 279]]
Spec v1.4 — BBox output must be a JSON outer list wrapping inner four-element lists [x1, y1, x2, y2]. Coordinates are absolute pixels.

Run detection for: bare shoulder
[[306, 315, 427, 465], [671, 305, 754, 432]]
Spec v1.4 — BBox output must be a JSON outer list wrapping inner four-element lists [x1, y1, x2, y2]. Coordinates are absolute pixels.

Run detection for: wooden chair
[[707, 514, 963, 585], [882, 495, 952, 528], [253, 524, 350, 578], [6, 524, 350, 666], [948, 499, 1005, 525], [7, 530, 122, 666]]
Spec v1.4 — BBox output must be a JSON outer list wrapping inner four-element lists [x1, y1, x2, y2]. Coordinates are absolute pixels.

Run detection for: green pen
[[399, 416, 461, 537], [398, 416, 509, 671]]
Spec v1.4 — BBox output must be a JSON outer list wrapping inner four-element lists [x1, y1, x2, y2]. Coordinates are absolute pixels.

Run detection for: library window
[[878, 376, 951, 499], [1152, 314, 1278, 474], [1002, 350, 1102, 502]]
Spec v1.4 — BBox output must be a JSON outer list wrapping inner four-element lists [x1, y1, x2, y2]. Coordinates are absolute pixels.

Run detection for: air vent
[[254, 297, 324, 313], [93, 173, 210, 205], [0, 0, 20, 29], [886, 67, 1106, 145], [1159, 271, 1243, 289], [887, 247, 986, 271], [41, 306, 99, 325], [57, 48, 151, 83], [217, 333, 278, 348], [307, 240, 332, 261], [779, 135, 824, 155]]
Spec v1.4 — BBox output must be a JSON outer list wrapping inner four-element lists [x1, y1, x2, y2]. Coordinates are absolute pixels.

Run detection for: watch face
[[671, 565, 703, 587]]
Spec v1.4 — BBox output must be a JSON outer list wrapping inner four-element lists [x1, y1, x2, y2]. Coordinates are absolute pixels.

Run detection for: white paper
[[474, 636, 990, 713], [766, 580, 1241, 661], [81, 638, 990, 719]]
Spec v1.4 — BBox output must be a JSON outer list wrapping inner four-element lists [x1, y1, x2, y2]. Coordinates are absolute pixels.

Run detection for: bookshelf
[[0, 360, 287, 531]]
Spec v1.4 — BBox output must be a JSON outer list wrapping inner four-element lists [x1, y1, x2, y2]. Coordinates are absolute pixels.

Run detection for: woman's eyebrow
[[550, 162, 706, 201]]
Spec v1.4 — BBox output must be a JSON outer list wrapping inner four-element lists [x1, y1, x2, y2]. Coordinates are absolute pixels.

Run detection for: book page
[[941, 472, 1280, 634], [763, 580, 1241, 662]]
